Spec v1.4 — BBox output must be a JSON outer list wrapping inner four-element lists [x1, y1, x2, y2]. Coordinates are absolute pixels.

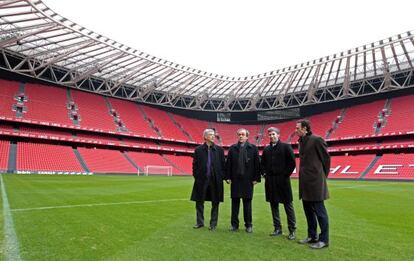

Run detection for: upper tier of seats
[[2, 79, 414, 146], [0, 79, 20, 118], [330, 100, 386, 139], [140, 105, 188, 141], [71, 90, 117, 131], [381, 94, 414, 133], [108, 97, 158, 136], [24, 83, 73, 125], [212, 122, 262, 146], [308, 109, 342, 138], [172, 114, 210, 143]]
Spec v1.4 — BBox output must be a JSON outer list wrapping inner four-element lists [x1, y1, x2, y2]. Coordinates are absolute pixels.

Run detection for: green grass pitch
[[1, 174, 413, 260]]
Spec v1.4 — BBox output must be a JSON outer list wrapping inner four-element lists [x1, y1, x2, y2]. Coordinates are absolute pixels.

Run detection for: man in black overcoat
[[296, 120, 331, 249], [261, 127, 296, 240], [225, 128, 261, 233], [190, 128, 225, 230]]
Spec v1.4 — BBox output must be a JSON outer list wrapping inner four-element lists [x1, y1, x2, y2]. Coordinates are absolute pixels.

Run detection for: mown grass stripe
[[11, 198, 188, 212], [1, 174, 22, 261]]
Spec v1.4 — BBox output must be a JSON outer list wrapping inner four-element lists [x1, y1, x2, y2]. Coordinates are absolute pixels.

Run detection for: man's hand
[[226, 179, 231, 184], [252, 181, 257, 185]]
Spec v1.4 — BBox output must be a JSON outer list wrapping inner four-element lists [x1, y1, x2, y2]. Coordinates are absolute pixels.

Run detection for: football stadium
[[1, 0, 414, 260]]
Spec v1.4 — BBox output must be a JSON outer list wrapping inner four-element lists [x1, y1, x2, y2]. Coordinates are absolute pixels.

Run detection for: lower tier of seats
[[2, 140, 413, 180]]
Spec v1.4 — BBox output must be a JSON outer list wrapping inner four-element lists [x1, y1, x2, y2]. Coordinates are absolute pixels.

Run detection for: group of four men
[[190, 120, 331, 249]]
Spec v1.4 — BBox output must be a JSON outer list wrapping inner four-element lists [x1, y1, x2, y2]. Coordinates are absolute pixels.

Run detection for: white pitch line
[[11, 198, 188, 212], [9, 183, 393, 213], [1, 174, 22, 261]]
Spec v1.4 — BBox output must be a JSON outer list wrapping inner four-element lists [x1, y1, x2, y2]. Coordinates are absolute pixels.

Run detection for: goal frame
[[142, 165, 173, 176]]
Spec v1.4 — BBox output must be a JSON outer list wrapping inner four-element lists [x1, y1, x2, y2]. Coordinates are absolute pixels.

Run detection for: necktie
[[207, 147, 212, 177]]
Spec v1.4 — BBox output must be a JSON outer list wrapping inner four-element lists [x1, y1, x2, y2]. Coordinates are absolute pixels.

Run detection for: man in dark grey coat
[[190, 129, 225, 230], [296, 120, 331, 249], [261, 127, 296, 240], [225, 128, 261, 233]]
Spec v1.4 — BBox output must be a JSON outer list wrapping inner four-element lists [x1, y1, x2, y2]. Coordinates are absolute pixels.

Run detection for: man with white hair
[[261, 127, 296, 240], [190, 128, 226, 231], [225, 128, 261, 233]]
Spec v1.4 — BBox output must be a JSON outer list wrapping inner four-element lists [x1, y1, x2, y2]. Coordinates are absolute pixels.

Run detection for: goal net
[[143, 165, 173, 176]]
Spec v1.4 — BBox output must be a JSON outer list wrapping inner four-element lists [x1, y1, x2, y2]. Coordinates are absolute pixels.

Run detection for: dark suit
[[226, 142, 261, 229], [298, 132, 331, 243], [190, 143, 225, 227], [261, 140, 296, 233]]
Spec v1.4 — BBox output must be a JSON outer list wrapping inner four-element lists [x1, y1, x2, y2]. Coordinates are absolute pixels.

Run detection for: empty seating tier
[[1, 78, 414, 180], [17, 142, 83, 172], [365, 154, 414, 180], [71, 90, 117, 131], [140, 106, 188, 141], [381, 95, 414, 133], [328, 155, 375, 179], [0, 140, 10, 171], [109, 98, 158, 136], [0, 79, 20, 118], [163, 154, 193, 175], [24, 83, 72, 125], [126, 151, 181, 175], [78, 147, 137, 174], [172, 114, 210, 144], [330, 100, 385, 138]]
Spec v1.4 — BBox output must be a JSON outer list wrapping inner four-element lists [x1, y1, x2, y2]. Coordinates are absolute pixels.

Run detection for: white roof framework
[[1, 0, 414, 111]]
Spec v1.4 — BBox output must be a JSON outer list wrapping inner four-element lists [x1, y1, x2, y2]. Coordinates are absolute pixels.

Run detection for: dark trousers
[[302, 200, 329, 243], [196, 201, 219, 227], [231, 198, 252, 228], [270, 201, 296, 233]]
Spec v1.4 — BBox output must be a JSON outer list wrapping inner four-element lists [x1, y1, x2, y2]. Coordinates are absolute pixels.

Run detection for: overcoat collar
[[269, 140, 280, 148], [237, 141, 252, 150], [298, 131, 312, 143], [202, 142, 217, 151]]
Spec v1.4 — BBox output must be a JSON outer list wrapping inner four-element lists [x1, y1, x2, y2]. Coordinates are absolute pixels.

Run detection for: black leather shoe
[[309, 241, 329, 249], [269, 229, 282, 236], [287, 231, 296, 240], [298, 237, 318, 244], [208, 226, 216, 231], [229, 226, 239, 232], [245, 227, 253, 233], [193, 224, 204, 229]]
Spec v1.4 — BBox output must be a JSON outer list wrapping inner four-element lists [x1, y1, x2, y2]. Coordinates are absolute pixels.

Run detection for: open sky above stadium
[[43, 0, 414, 77]]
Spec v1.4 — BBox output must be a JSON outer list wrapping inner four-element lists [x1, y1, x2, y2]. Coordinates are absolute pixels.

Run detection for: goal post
[[143, 165, 173, 176]]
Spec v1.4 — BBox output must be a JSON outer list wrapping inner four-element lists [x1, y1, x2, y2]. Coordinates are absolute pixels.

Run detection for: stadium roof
[[1, 0, 414, 111]]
